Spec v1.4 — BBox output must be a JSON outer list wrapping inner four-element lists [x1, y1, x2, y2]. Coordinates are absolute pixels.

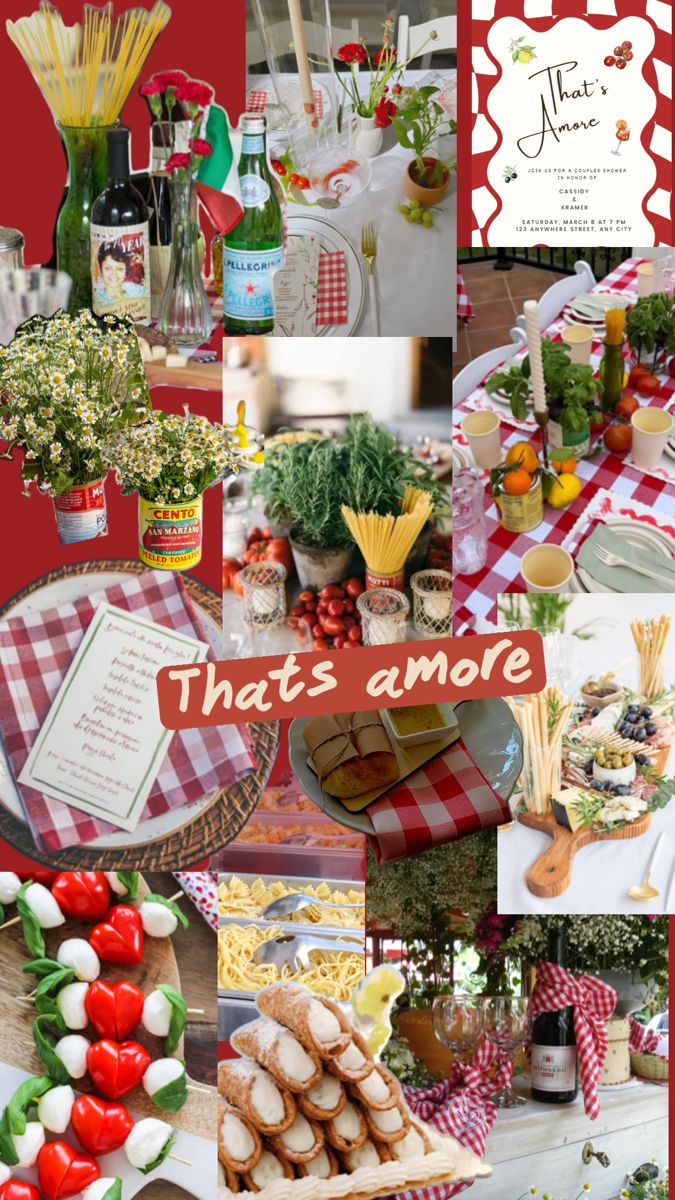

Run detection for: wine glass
[[432, 996, 485, 1063], [482, 996, 530, 1108]]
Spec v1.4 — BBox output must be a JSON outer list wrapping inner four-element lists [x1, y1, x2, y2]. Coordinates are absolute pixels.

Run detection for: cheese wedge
[[551, 788, 586, 833]]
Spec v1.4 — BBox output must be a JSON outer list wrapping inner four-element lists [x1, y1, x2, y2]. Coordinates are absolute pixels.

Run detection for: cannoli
[[218, 1059, 296, 1135], [257, 983, 352, 1059], [341, 1138, 392, 1171], [242, 1148, 295, 1191], [363, 1101, 411, 1144], [298, 1072, 346, 1122], [224, 1165, 240, 1194], [296, 1146, 340, 1179], [324, 1099, 369, 1152], [269, 1112, 325, 1164], [327, 1030, 374, 1083], [231, 1019, 322, 1093], [218, 1100, 262, 1174], [349, 1064, 401, 1110], [389, 1120, 433, 1161]]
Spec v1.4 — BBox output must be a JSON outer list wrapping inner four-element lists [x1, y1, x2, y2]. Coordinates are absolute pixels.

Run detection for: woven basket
[[630, 1051, 668, 1082]]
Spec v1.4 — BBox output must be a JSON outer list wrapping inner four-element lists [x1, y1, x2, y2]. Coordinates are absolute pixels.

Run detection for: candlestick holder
[[535, 409, 550, 471]]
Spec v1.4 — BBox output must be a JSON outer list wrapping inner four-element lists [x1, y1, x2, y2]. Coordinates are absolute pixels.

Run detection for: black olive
[[645, 722, 657, 735], [584, 761, 594, 775], [641, 707, 653, 718], [616, 785, 632, 796], [635, 728, 647, 741], [591, 780, 604, 790], [590, 706, 600, 716]]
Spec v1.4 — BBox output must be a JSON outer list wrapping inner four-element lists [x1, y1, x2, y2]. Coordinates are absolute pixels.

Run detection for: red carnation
[[176, 80, 214, 109], [373, 97, 397, 127], [140, 80, 163, 96], [392, 83, 402, 94], [165, 152, 192, 172], [337, 42, 368, 64], [192, 138, 212, 158], [373, 46, 396, 65], [155, 70, 188, 89]]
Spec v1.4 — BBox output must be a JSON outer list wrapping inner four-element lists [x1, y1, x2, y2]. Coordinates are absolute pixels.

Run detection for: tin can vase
[[495, 474, 543, 533], [52, 478, 108, 543], [139, 495, 203, 571]]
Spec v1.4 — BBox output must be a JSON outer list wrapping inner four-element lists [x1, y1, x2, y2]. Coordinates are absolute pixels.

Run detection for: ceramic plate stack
[[569, 519, 675, 592], [562, 290, 631, 331]]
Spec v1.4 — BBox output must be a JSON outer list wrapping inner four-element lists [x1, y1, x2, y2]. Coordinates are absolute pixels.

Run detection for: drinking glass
[[0, 267, 72, 344], [482, 996, 530, 1107], [452, 468, 488, 576], [432, 996, 485, 1063]]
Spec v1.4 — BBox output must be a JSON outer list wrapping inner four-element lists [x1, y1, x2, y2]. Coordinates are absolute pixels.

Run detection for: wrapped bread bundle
[[296, 1144, 340, 1179], [257, 983, 351, 1059], [218, 1059, 296, 1135], [390, 1121, 434, 1161], [341, 1138, 392, 1170], [349, 1063, 401, 1111], [298, 1072, 346, 1122], [328, 1030, 375, 1083], [303, 712, 399, 799], [218, 1100, 262, 1174], [324, 1099, 369, 1152], [364, 1101, 411, 1143], [231, 1018, 322, 1093], [269, 1112, 325, 1164], [242, 1147, 295, 1192]]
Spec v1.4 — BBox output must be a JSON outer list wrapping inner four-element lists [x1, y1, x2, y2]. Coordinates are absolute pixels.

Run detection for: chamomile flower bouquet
[[0, 310, 150, 542]]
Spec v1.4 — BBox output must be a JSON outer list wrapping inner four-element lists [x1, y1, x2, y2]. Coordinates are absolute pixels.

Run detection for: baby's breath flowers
[[0, 309, 149, 496], [103, 407, 240, 502]]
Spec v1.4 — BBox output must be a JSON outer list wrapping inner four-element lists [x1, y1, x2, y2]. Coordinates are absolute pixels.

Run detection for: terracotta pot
[[397, 1008, 454, 1078], [403, 157, 450, 207], [289, 537, 353, 590]]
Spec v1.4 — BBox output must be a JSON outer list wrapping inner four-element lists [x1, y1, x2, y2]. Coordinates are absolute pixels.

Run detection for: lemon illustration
[[518, 50, 533, 63], [351, 965, 406, 1058], [548, 473, 582, 509]]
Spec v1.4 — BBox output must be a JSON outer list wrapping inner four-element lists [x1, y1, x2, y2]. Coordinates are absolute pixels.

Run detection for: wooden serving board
[[145, 361, 222, 391], [518, 809, 653, 898]]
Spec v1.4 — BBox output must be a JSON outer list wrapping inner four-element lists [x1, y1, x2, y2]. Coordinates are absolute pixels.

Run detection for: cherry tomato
[[348, 625, 362, 642], [271, 159, 286, 176], [343, 616, 356, 629], [623, 49, 633, 60], [616, 59, 627, 68], [333, 635, 347, 649], [629, 363, 650, 388], [231, 569, 245, 598], [604, 55, 615, 66], [298, 591, 315, 603], [322, 617, 345, 637], [291, 604, 304, 617], [343, 578, 365, 598], [304, 600, 317, 612], [615, 391, 640, 419], [289, 173, 300, 186], [288, 617, 299, 629], [636, 373, 660, 397], [320, 585, 345, 599], [312, 624, 324, 638], [222, 557, 242, 589], [343, 599, 355, 614], [667, 357, 675, 378], [313, 638, 328, 650], [327, 599, 345, 617], [299, 612, 315, 628], [604, 422, 632, 454]]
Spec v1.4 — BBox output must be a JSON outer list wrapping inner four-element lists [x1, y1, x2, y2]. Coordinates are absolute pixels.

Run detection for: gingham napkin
[[315, 251, 347, 326], [0, 571, 255, 852], [629, 1017, 660, 1055], [529, 962, 617, 1120], [246, 89, 324, 119], [456, 272, 474, 323], [174, 870, 218, 930], [367, 740, 511, 864]]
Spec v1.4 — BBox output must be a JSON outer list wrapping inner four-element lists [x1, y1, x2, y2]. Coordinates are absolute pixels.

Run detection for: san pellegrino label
[[223, 245, 285, 322], [224, 115, 283, 334]]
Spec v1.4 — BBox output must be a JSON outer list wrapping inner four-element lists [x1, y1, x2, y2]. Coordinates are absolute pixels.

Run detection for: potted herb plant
[[392, 85, 456, 207], [486, 339, 597, 457], [625, 292, 675, 372]]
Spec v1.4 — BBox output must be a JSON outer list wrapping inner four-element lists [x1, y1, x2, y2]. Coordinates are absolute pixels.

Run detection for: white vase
[[349, 112, 383, 158]]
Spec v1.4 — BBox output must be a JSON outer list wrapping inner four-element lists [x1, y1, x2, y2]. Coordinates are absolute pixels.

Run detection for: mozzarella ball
[[82, 1180, 120, 1200], [13, 1121, 45, 1167], [55, 1033, 90, 1079], [0, 872, 21, 905], [124, 1117, 173, 1169], [57, 938, 100, 982], [24, 882, 65, 929], [140, 901, 178, 938], [143, 1058, 185, 1097], [142, 990, 172, 1038], [0, 1163, 11, 1186], [105, 873, 129, 896], [57, 981, 89, 1030], [37, 1084, 75, 1133]]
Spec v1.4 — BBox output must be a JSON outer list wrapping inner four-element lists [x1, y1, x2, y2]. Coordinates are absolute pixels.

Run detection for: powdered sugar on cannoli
[[219, 1101, 262, 1173], [298, 1073, 346, 1121], [231, 1019, 321, 1092], [218, 1060, 296, 1135], [257, 984, 351, 1059], [328, 1031, 374, 1082]]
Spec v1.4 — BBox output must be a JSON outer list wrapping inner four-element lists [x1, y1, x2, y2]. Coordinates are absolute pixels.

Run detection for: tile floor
[[454, 261, 569, 372]]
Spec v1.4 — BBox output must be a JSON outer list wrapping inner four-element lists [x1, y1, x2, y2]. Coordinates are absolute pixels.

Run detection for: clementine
[[553, 457, 578, 475], [505, 441, 539, 474], [503, 468, 533, 496]]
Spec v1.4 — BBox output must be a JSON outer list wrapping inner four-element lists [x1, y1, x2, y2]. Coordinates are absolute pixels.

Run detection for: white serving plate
[[282, 214, 366, 337], [570, 518, 675, 592], [0, 569, 223, 850]]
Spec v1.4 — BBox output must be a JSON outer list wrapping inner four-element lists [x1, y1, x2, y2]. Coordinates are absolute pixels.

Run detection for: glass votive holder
[[356, 588, 410, 645], [240, 561, 288, 628], [411, 569, 453, 636], [223, 495, 249, 559]]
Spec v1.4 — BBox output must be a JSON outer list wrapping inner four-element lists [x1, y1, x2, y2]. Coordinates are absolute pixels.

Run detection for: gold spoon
[[628, 832, 664, 901]]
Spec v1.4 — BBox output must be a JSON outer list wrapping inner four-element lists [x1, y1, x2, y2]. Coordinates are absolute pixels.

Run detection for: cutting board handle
[[526, 827, 575, 898]]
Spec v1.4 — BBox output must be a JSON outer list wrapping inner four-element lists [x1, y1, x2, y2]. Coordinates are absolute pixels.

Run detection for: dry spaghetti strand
[[341, 485, 433, 577]]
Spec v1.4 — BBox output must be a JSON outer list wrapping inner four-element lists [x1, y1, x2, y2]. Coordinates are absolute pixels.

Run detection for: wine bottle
[[223, 114, 284, 335], [90, 126, 151, 323], [531, 926, 578, 1104]]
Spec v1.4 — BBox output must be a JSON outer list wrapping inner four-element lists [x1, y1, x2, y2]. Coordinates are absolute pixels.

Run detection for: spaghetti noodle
[[217, 924, 364, 1000], [341, 485, 433, 581]]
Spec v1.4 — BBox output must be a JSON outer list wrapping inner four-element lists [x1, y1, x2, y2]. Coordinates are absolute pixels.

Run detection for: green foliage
[[625, 293, 675, 364], [487, 339, 595, 429], [392, 86, 456, 184]]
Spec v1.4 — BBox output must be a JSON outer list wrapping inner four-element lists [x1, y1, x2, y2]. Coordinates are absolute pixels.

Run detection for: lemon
[[518, 50, 533, 63], [548, 473, 582, 508]]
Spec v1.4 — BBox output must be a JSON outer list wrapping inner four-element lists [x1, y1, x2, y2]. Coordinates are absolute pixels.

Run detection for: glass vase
[[56, 124, 113, 313], [598, 341, 625, 414], [158, 177, 212, 346]]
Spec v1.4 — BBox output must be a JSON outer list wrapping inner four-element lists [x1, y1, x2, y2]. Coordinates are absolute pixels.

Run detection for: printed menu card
[[19, 602, 207, 832]]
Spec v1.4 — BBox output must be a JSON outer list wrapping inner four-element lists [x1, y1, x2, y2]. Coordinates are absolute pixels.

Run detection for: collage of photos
[[0, 1, 671, 1200]]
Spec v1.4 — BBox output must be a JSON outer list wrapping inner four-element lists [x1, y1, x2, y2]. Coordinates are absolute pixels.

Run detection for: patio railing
[[458, 247, 633, 277]]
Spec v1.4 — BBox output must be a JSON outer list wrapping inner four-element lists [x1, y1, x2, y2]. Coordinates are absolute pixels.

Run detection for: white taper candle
[[523, 299, 547, 415], [287, 0, 317, 122]]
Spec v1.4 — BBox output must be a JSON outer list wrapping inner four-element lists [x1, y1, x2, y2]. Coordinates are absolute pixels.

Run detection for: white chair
[[510, 326, 526, 344], [453, 343, 521, 407], [397, 15, 457, 65], [515, 259, 596, 332]]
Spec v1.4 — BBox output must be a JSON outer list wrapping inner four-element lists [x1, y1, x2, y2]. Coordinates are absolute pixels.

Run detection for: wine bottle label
[[240, 174, 271, 207], [91, 222, 151, 323], [223, 245, 284, 323], [531, 1044, 577, 1092], [242, 134, 265, 154]]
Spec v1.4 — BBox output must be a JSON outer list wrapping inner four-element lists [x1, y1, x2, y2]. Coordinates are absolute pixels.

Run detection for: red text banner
[[156, 632, 546, 729]]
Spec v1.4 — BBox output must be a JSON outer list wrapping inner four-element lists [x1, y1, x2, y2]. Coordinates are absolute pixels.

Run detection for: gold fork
[[361, 222, 379, 336]]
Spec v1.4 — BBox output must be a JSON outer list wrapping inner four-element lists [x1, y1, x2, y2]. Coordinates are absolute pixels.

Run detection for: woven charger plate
[[0, 558, 280, 870]]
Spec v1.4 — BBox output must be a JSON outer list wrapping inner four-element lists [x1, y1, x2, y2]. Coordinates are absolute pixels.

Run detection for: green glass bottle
[[223, 114, 284, 335]]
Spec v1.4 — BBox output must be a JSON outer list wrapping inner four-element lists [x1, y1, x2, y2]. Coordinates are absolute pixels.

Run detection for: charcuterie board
[[518, 809, 652, 898], [0, 875, 216, 1198]]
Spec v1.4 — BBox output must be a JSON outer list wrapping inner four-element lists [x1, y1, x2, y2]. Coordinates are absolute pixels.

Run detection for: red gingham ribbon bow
[[629, 1017, 660, 1055], [450, 1035, 512, 1100], [529, 962, 617, 1120]]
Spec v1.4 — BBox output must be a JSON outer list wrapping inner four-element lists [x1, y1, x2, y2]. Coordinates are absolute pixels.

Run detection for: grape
[[422, 211, 433, 227]]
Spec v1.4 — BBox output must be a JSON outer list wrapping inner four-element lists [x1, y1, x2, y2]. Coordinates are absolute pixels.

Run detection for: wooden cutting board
[[145, 361, 222, 391], [518, 809, 652, 897]]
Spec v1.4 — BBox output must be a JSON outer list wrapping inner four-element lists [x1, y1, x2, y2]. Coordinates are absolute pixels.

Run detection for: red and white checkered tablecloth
[[247, 89, 324, 119], [456, 272, 473, 323], [453, 257, 675, 626], [315, 251, 347, 326]]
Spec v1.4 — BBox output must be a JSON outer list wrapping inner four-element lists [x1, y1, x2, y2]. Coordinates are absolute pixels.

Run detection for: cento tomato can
[[139, 495, 203, 571], [52, 478, 108, 543]]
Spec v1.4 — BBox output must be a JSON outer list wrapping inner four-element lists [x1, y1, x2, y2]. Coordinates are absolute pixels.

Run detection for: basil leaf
[[17, 882, 45, 958], [0, 1110, 19, 1167], [138, 1128, 177, 1175], [100, 1181, 123, 1200], [116, 871, 139, 900], [32, 1015, 69, 1085], [23, 958, 63, 980], [157, 984, 188, 1056], [150, 1066, 188, 1113], [145, 894, 189, 931], [6, 1076, 53, 1137], [35, 967, 76, 1020]]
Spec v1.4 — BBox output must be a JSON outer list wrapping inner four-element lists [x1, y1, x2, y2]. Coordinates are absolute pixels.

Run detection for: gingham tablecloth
[[453, 257, 675, 626], [367, 740, 510, 863], [0, 572, 255, 852], [247, 88, 324, 119], [457, 272, 474, 323]]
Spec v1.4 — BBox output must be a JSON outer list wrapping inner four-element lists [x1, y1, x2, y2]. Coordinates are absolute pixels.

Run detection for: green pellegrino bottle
[[224, 114, 284, 335]]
